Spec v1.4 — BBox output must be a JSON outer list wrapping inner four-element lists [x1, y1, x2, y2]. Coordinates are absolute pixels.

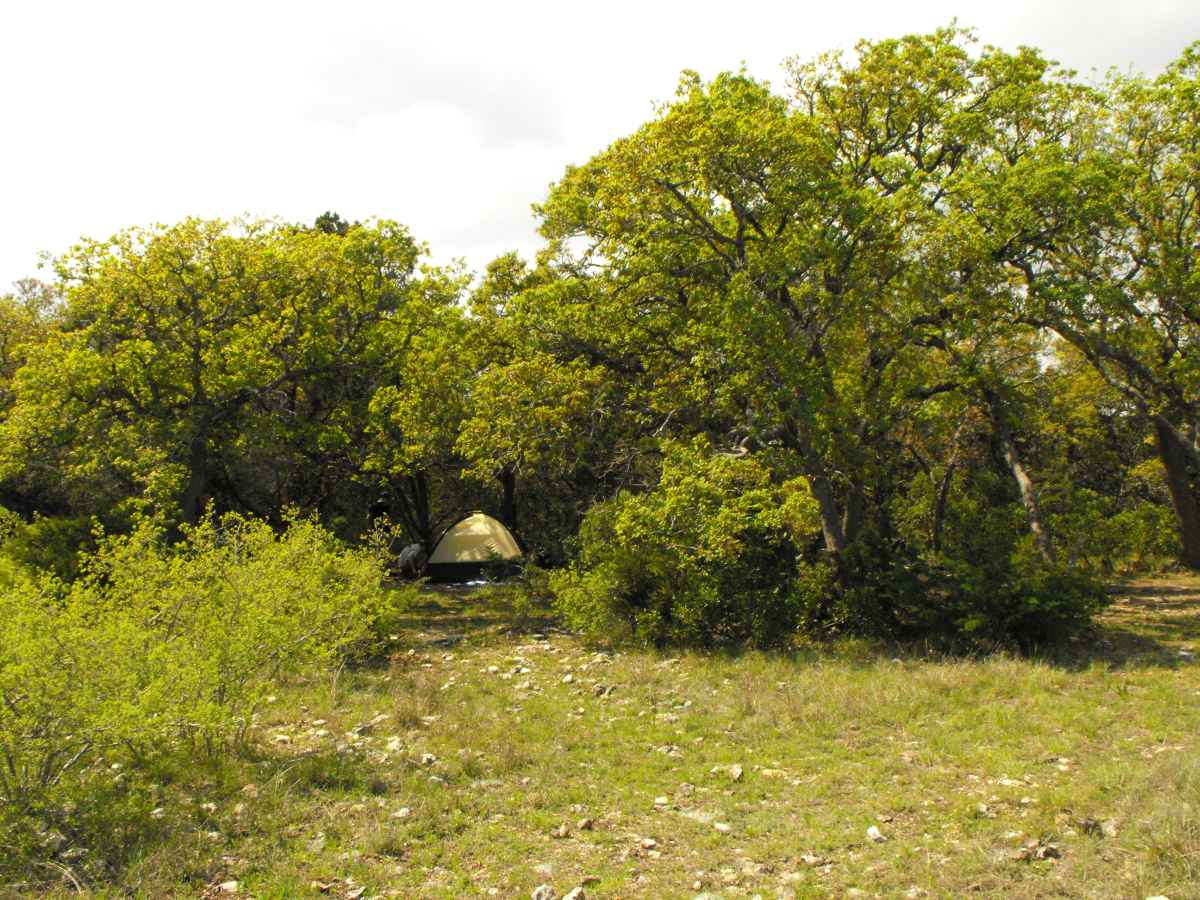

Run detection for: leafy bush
[[552, 441, 812, 647], [0, 512, 398, 880], [910, 555, 1105, 649], [553, 442, 1107, 649], [0, 512, 96, 582], [1046, 487, 1180, 573]]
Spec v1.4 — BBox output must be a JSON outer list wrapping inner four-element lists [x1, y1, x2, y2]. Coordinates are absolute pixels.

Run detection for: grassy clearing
[[17, 579, 1200, 899]]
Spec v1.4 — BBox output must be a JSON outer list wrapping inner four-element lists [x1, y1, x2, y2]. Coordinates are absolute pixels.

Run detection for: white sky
[[2, 0, 1197, 289]]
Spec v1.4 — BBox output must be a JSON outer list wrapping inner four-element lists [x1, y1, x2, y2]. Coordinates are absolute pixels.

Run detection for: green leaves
[[0, 217, 436, 527], [0, 512, 392, 805]]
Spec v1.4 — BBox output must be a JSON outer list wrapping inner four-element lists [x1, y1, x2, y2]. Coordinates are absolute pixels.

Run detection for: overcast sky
[[2, 0, 1198, 289]]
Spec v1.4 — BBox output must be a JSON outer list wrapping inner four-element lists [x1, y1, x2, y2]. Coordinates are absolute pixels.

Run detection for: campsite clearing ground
[[87, 579, 1199, 898]]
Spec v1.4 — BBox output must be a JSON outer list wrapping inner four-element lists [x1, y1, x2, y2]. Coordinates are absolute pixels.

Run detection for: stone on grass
[[531, 885, 557, 900], [218, 881, 239, 894], [867, 825, 887, 843], [577, 817, 594, 831], [1014, 838, 1062, 861], [552, 823, 570, 838], [41, 830, 67, 852], [563, 889, 586, 900], [714, 822, 732, 833], [640, 837, 658, 849]]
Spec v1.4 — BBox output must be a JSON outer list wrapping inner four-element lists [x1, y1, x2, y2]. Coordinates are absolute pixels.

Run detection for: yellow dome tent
[[426, 512, 522, 581]]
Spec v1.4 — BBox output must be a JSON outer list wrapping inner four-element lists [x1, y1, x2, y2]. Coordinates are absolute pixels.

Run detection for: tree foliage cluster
[[2, 29, 1200, 647]]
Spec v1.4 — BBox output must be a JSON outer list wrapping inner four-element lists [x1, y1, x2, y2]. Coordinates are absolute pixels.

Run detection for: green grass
[[14, 579, 1200, 898]]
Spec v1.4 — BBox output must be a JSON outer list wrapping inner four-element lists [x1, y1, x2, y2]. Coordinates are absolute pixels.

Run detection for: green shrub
[[917, 555, 1107, 649], [0, 512, 396, 880], [0, 512, 95, 582], [551, 440, 811, 648], [552, 442, 1107, 650], [1047, 487, 1180, 573]]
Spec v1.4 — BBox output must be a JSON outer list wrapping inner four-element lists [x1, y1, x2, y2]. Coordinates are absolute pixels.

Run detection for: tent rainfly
[[426, 511, 522, 581]]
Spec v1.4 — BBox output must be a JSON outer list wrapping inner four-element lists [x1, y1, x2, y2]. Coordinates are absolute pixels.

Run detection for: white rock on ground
[[531, 885, 557, 900]]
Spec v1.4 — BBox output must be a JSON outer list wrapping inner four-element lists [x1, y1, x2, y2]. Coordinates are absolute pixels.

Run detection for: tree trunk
[[992, 413, 1056, 564], [806, 471, 847, 554], [388, 471, 433, 548], [841, 482, 864, 546], [498, 467, 517, 532], [785, 424, 847, 554], [932, 463, 955, 554], [410, 471, 432, 548], [1154, 418, 1200, 570], [181, 433, 208, 524]]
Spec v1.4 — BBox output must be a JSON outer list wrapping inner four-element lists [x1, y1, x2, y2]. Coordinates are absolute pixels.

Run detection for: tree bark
[[181, 433, 208, 524], [989, 408, 1056, 564], [1154, 418, 1200, 570], [806, 471, 847, 554], [410, 471, 432, 548], [785, 424, 847, 554], [498, 466, 517, 532], [932, 463, 955, 554], [841, 482, 865, 546], [388, 471, 434, 548]]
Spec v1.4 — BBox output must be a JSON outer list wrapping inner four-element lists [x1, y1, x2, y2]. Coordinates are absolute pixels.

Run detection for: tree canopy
[[2, 29, 1199, 645]]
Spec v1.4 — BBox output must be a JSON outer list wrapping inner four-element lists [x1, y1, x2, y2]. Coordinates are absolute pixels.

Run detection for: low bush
[[0, 511, 401, 882], [0, 512, 96, 582], [553, 442, 1108, 650], [552, 440, 811, 648]]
